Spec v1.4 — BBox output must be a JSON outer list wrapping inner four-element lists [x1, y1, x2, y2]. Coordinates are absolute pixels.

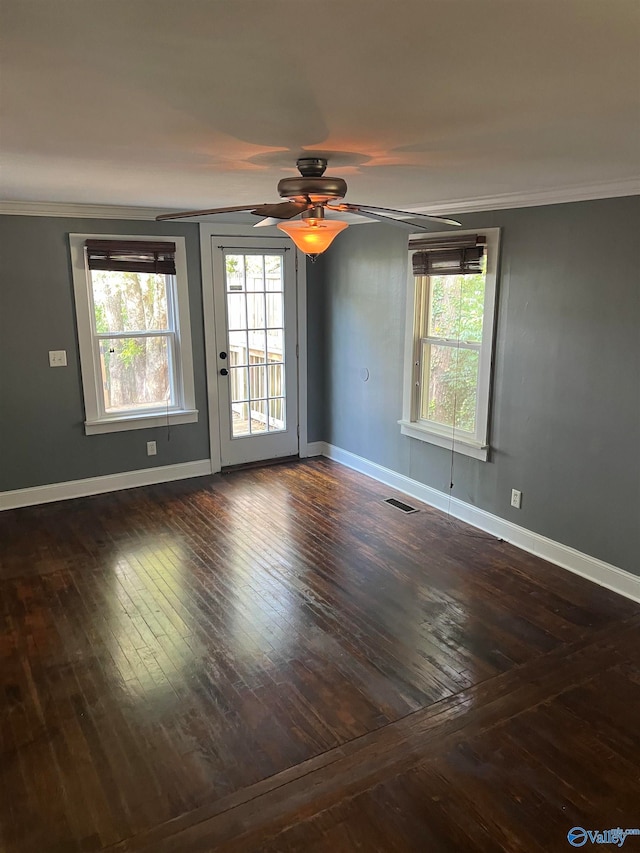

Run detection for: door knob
[[220, 368, 229, 376], [219, 351, 227, 359]]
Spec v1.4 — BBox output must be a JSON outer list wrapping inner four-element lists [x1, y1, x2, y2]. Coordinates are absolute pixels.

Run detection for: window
[[225, 252, 286, 436], [69, 234, 197, 434], [399, 229, 500, 461]]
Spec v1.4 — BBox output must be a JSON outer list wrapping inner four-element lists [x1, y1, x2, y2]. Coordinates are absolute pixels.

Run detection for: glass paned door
[[213, 240, 298, 466]]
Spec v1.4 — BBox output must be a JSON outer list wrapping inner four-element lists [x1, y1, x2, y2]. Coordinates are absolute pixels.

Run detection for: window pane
[[250, 400, 267, 433], [91, 270, 169, 333], [428, 273, 485, 343], [249, 365, 267, 401], [232, 402, 250, 436], [99, 336, 172, 412], [227, 293, 246, 330], [268, 363, 283, 398], [420, 343, 478, 433], [269, 398, 285, 431], [265, 255, 283, 290], [223, 251, 288, 440], [226, 255, 245, 291], [229, 367, 248, 402], [228, 331, 248, 366], [247, 293, 265, 329], [247, 330, 266, 364], [266, 293, 283, 328], [266, 328, 283, 361], [245, 255, 265, 291]]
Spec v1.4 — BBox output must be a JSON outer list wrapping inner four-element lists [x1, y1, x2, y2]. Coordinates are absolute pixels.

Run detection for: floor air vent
[[383, 497, 419, 514]]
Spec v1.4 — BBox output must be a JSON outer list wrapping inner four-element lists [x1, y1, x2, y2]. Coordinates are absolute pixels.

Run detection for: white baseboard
[[317, 443, 640, 604], [302, 441, 326, 458], [0, 459, 213, 511]]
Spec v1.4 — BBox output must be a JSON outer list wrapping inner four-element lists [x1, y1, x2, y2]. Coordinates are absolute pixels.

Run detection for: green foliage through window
[[91, 270, 172, 412], [419, 263, 486, 433]]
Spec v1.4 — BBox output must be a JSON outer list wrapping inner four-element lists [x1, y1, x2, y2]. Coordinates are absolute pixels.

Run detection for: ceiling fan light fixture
[[277, 215, 348, 261]]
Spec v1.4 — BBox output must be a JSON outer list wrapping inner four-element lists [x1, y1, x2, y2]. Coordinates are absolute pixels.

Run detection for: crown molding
[[410, 178, 640, 216], [1, 178, 638, 221], [0, 201, 167, 219]]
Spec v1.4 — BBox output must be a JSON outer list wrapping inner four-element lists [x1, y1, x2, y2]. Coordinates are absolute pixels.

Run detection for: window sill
[[85, 409, 198, 435], [398, 420, 488, 461]]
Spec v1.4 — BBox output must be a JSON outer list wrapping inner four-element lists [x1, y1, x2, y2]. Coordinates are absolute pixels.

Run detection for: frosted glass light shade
[[277, 218, 348, 257]]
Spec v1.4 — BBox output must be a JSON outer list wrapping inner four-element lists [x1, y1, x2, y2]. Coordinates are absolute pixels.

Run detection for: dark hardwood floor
[[1, 458, 638, 852]]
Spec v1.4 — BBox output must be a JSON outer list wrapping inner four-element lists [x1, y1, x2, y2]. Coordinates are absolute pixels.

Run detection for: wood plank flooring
[[0, 458, 638, 852]]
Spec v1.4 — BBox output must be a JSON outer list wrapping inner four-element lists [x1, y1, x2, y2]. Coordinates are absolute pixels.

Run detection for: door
[[213, 238, 299, 467]]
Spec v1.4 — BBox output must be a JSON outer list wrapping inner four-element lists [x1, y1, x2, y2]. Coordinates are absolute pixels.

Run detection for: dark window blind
[[85, 240, 176, 274], [409, 234, 486, 276]]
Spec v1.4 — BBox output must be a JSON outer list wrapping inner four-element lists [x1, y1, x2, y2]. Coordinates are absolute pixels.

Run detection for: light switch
[[49, 350, 67, 367]]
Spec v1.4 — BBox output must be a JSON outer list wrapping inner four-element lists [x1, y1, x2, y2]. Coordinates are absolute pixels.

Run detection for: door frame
[[199, 223, 308, 473]]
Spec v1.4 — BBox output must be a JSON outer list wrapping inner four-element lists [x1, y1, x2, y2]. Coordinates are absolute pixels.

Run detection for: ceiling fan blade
[[343, 203, 461, 227], [156, 200, 309, 222], [253, 217, 281, 227], [416, 213, 462, 227], [333, 206, 428, 230], [250, 201, 309, 219], [156, 204, 266, 221]]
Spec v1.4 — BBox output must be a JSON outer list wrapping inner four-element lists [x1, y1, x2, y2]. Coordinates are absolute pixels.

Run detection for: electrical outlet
[[49, 350, 67, 367], [147, 441, 157, 456], [511, 488, 522, 509]]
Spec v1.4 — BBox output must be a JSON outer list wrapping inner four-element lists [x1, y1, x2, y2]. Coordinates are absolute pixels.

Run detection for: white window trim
[[69, 233, 198, 435], [399, 227, 500, 462]]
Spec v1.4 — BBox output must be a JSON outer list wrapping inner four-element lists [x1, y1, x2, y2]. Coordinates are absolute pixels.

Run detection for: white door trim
[[199, 223, 307, 470], [296, 251, 309, 457]]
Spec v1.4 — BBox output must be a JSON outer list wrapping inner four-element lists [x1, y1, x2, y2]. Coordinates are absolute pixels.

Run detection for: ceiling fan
[[157, 157, 462, 260]]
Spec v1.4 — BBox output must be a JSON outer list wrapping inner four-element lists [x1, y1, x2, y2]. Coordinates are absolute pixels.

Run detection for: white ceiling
[[1, 0, 639, 213]]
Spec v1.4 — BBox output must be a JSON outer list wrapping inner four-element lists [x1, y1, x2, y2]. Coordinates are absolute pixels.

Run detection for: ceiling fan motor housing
[[277, 157, 347, 203], [277, 175, 347, 203]]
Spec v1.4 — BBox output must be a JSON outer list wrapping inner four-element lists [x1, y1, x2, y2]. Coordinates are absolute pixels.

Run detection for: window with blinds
[[400, 230, 500, 461], [69, 234, 197, 435]]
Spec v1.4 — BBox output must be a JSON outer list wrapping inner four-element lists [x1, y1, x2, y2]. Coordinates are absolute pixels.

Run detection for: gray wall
[[320, 196, 640, 575], [2, 201, 638, 576], [0, 216, 210, 491]]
